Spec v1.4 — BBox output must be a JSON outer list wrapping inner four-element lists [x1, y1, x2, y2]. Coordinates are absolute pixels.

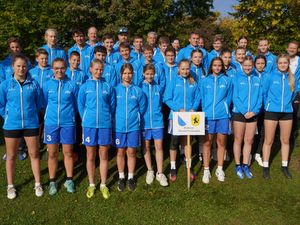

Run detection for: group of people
[[0, 26, 299, 200]]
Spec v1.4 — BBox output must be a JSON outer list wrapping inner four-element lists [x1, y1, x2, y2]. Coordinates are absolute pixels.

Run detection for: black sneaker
[[263, 167, 270, 180], [281, 166, 292, 179], [128, 179, 136, 192], [117, 178, 126, 192]]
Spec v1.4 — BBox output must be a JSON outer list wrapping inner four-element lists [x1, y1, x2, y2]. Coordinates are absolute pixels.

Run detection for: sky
[[213, 0, 239, 17]]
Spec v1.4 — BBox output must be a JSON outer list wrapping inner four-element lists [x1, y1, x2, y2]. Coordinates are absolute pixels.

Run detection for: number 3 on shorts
[[46, 135, 52, 142]]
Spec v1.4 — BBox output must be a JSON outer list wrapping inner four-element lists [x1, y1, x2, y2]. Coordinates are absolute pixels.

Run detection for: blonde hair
[[277, 54, 294, 92]]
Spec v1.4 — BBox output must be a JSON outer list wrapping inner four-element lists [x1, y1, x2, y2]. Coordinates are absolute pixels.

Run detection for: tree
[[232, 0, 300, 54]]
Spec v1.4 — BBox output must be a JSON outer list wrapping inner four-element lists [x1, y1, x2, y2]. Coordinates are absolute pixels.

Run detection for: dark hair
[[213, 34, 223, 43], [288, 41, 299, 48], [94, 46, 107, 55], [165, 46, 176, 55], [221, 48, 231, 56], [120, 63, 134, 76], [237, 36, 248, 43], [35, 48, 48, 57], [7, 37, 21, 46], [102, 33, 114, 42], [69, 51, 80, 58], [12, 54, 27, 66], [143, 63, 156, 74], [90, 59, 104, 68], [235, 46, 246, 54], [72, 29, 85, 36], [254, 54, 267, 66], [208, 57, 226, 75], [119, 42, 131, 51], [143, 44, 154, 53], [178, 59, 194, 84], [242, 55, 254, 65], [133, 35, 143, 42], [158, 36, 170, 45], [52, 58, 67, 68]]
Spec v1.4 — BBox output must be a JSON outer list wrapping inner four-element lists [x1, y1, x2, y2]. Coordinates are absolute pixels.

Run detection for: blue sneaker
[[48, 181, 57, 196], [235, 165, 244, 179], [18, 150, 27, 161], [243, 165, 253, 179], [64, 180, 75, 193]]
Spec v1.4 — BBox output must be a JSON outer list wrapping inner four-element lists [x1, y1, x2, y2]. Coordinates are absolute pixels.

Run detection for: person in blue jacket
[[66, 51, 88, 86], [231, 47, 246, 73], [220, 49, 237, 79], [163, 46, 178, 83], [130, 35, 143, 61], [140, 64, 168, 187], [232, 56, 262, 179], [164, 59, 201, 182], [152, 36, 170, 64], [206, 35, 224, 70], [93, 46, 117, 87], [262, 54, 297, 180], [232, 36, 253, 63], [114, 63, 147, 192], [113, 27, 129, 52], [78, 59, 115, 199], [0, 63, 5, 83], [0, 54, 43, 199], [176, 32, 207, 64], [43, 58, 78, 195], [114, 42, 140, 85], [67, 29, 93, 75], [252, 55, 267, 167], [86, 27, 102, 49], [102, 33, 120, 65], [139, 45, 165, 90], [190, 49, 207, 87], [200, 57, 232, 184], [41, 28, 67, 65], [257, 38, 276, 73], [29, 48, 53, 89]]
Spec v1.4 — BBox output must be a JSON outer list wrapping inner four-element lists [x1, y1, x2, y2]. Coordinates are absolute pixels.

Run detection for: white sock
[[217, 166, 223, 171], [7, 184, 14, 188], [89, 183, 95, 187], [282, 161, 288, 167], [100, 183, 106, 188], [35, 182, 41, 187], [255, 153, 261, 158], [204, 167, 209, 171], [128, 173, 134, 180], [185, 159, 192, 169], [263, 161, 269, 167], [119, 172, 125, 179], [170, 161, 176, 170]]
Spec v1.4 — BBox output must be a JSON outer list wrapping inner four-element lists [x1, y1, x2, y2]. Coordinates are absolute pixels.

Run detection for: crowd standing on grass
[[0, 26, 299, 200]]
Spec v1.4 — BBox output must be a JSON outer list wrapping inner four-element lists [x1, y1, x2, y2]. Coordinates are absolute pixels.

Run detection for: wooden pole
[[187, 134, 191, 190]]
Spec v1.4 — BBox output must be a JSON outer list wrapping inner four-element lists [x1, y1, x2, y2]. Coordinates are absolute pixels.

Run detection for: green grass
[[0, 139, 300, 225]]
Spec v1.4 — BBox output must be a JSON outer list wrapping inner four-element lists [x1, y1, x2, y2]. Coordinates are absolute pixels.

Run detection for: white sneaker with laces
[[7, 186, 17, 200], [156, 173, 168, 187], [255, 153, 264, 167], [34, 185, 44, 197], [202, 169, 211, 184], [146, 170, 155, 185], [215, 169, 225, 182]]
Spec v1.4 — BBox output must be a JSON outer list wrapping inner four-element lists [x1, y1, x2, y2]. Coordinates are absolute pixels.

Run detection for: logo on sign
[[178, 116, 187, 126], [191, 114, 200, 126]]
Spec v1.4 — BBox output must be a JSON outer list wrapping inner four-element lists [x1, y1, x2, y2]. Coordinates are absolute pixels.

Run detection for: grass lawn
[[0, 136, 300, 225]]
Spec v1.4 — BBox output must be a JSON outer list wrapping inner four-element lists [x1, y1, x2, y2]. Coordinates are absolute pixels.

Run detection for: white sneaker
[[34, 185, 44, 197], [202, 169, 211, 184], [255, 154, 264, 167], [146, 170, 155, 185], [7, 186, 17, 199], [215, 169, 225, 182], [156, 173, 168, 187]]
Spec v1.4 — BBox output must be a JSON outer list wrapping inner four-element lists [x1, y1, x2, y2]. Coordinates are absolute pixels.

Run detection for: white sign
[[172, 112, 205, 136]]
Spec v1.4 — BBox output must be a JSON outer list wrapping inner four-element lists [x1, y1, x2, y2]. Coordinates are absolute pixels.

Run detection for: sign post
[[173, 112, 205, 190]]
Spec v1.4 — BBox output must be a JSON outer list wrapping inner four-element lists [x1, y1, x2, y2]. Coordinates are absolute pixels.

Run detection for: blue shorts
[[206, 119, 231, 135], [44, 126, 76, 144], [113, 131, 141, 148], [142, 128, 164, 140], [83, 128, 112, 146]]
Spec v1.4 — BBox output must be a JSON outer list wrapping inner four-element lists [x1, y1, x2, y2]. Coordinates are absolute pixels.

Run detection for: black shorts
[[3, 129, 40, 138], [264, 112, 293, 121], [232, 113, 258, 123], [169, 135, 180, 150]]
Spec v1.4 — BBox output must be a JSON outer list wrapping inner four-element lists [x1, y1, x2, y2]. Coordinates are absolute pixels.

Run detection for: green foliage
[[0, 0, 214, 61], [232, 0, 300, 54]]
